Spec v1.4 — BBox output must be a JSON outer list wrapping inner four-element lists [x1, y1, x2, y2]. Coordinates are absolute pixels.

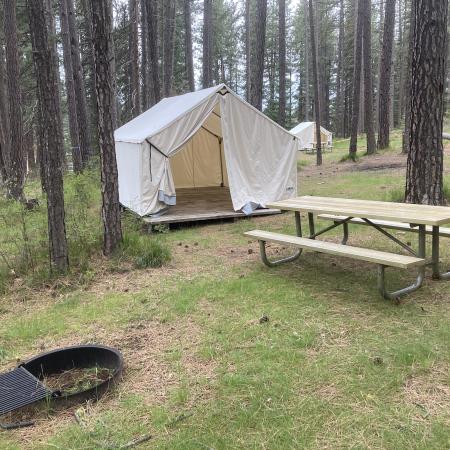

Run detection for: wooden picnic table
[[244, 196, 450, 300], [266, 196, 450, 282]]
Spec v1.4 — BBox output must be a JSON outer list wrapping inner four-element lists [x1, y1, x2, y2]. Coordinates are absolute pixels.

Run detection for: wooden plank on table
[[318, 214, 450, 237], [245, 230, 426, 269], [267, 196, 450, 226]]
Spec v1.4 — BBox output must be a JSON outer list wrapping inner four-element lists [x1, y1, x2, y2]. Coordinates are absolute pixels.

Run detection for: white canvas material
[[290, 122, 332, 150], [114, 84, 297, 217]]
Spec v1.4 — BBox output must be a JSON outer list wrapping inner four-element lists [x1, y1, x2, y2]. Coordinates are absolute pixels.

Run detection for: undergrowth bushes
[[386, 181, 450, 203], [0, 169, 171, 293]]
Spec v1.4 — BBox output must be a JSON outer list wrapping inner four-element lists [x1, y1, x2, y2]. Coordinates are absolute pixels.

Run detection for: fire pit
[[0, 345, 123, 421]]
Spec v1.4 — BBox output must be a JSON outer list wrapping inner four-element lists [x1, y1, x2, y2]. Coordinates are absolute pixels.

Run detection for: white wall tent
[[114, 84, 297, 217], [290, 122, 332, 150]]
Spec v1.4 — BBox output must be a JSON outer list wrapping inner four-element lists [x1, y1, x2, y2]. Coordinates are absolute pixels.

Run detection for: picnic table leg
[[432, 226, 450, 280], [257, 211, 303, 267], [308, 213, 315, 239], [342, 222, 349, 245], [377, 225, 426, 300]]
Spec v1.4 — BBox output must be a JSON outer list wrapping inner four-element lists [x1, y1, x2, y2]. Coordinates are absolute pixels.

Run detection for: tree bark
[[244, 0, 250, 101], [128, 0, 141, 116], [278, 0, 286, 126], [335, 0, 344, 136], [140, 0, 148, 109], [67, 0, 91, 165], [349, 0, 363, 159], [60, 0, 82, 173], [184, 0, 195, 92], [202, 0, 213, 88], [405, 0, 447, 205], [79, 0, 98, 152], [163, 0, 176, 97], [89, 0, 123, 255], [249, 0, 267, 111], [0, 40, 9, 182], [303, 0, 310, 120], [3, 0, 25, 200], [402, 1, 414, 154], [377, 0, 396, 149], [27, 0, 69, 271], [362, 0, 376, 154], [145, 0, 160, 105], [308, 0, 322, 165]]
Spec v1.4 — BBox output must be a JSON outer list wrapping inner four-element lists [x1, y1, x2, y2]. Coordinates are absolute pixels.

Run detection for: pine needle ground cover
[[1, 135, 450, 449]]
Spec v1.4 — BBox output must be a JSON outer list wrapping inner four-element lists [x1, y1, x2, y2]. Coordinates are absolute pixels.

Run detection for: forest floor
[[1, 130, 450, 449]]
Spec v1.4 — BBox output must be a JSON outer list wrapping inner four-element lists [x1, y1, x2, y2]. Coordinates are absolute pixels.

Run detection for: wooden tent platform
[[142, 187, 281, 226]]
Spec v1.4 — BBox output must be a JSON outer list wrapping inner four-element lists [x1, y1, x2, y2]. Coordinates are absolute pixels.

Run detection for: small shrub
[[340, 153, 359, 163], [120, 232, 171, 269], [385, 186, 405, 203]]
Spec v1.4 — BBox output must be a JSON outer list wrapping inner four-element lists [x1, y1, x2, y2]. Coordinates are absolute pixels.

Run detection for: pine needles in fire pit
[[43, 366, 114, 395]]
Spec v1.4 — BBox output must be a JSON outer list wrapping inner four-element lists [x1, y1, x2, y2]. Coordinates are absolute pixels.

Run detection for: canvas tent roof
[[114, 84, 298, 217]]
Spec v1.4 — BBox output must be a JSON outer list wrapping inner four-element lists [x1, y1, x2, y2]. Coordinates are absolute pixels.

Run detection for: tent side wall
[[116, 141, 145, 215], [220, 93, 297, 212]]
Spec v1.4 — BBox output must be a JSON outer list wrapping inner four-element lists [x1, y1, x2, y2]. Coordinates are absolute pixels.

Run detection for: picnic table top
[[266, 196, 450, 226]]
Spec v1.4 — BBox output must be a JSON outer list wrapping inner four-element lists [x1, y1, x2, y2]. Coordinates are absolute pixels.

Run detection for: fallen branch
[[118, 433, 153, 449]]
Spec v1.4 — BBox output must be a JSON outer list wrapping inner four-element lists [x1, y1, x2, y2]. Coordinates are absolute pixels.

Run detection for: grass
[[0, 170, 171, 293], [1, 130, 450, 449]]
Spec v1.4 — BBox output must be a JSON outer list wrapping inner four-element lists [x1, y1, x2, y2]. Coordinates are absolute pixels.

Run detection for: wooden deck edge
[[143, 208, 281, 225]]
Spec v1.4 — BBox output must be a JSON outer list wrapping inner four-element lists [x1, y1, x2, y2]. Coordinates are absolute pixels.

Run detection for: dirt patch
[[403, 365, 450, 422], [300, 151, 408, 179]]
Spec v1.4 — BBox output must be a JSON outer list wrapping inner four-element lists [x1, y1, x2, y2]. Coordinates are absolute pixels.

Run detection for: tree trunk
[[377, 0, 396, 149], [245, 0, 250, 101], [405, 0, 447, 205], [335, 0, 344, 136], [79, 0, 98, 152], [278, 0, 286, 126], [349, 0, 363, 159], [163, 0, 176, 97], [249, 0, 267, 111], [362, 0, 376, 154], [89, 0, 123, 255], [60, 0, 82, 173], [128, 0, 141, 116], [3, 0, 25, 200], [402, 1, 414, 154], [146, 0, 160, 105], [25, 127, 36, 172], [308, 0, 322, 165], [0, 40, 9, 182], [184, 0, 195, 92], [140, 0, 148, 109], [27, 0, 69, 271], [67, 0, 91, 165], [303, 0, 310, 120], [202, 0, 213, 88]]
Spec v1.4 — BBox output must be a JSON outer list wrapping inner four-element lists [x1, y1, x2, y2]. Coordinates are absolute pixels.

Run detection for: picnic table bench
[[245, 196, 450, 300]]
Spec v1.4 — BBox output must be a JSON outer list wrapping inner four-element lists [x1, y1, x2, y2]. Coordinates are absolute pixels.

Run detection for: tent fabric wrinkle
[[115, 84, 298, 217]]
